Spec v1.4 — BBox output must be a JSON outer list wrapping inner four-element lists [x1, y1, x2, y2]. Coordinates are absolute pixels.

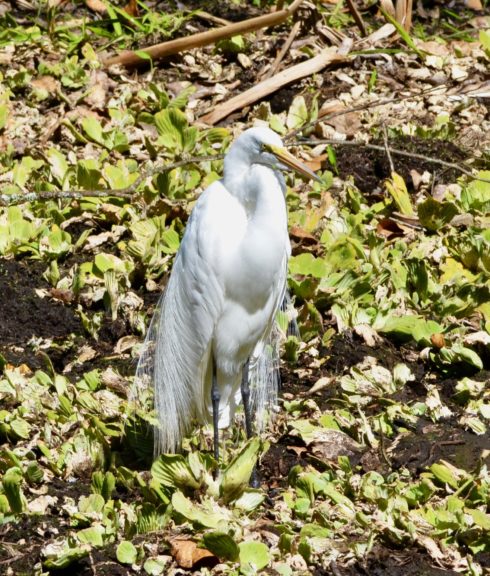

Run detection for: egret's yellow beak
[[265, 144, 322, 183]]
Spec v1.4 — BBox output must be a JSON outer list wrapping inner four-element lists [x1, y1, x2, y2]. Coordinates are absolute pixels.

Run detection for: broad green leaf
[[287, 96, 308, 130], [289, 253, 328, 278], [77, 525, 105, 547], [202, 531, 239, 562], [0, 102, 7, 130], [79, 493, 105, 514], [239, 541, 270, 574], [378, 315, 442, 346], [461, 172, 490, 213], [47, 148, 69, 185], [82, 116, 105, 146], [417, 197, 458, 231], [144, 557, 169, 575], [479, 29, 490, 56], [151, 454, 200, 490], [154, 108, 187, 151], [116, 541, 137, 564], [220, 437, 262, 503], [467, 508, 490, 530], [171, 491, 229, 528], [429, 463, 459, 489], [43, 542, 90, 569], [233, 489, 265, 512]]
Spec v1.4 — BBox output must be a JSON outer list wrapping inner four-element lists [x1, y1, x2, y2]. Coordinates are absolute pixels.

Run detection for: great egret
[[135, 127, 320, 460]]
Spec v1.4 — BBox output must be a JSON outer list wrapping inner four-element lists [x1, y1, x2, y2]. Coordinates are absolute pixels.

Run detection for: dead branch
[[200, 46, 345, 125], [103, 0, 305, 69], [381, 124, 394, 173], [345, 0, 367, 37], [0, 154, 223, 207], [262, 19, 301, 80]]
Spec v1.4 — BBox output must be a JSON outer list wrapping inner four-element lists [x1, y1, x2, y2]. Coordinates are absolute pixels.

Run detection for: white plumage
[[135, 127, 319, 456]]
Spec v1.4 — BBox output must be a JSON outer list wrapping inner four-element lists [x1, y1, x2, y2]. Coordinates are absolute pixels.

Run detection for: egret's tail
[[133, 271, 208, 456], [249, 321, 281, 432]]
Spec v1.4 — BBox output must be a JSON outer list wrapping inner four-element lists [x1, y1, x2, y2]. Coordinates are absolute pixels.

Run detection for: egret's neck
[[223, 159, 286, 214]]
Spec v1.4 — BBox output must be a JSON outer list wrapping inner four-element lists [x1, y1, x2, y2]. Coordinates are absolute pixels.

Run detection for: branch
[[200, 46, 345, 125], [103, 0, 305, 69], [345, 0, 367, 37], [262, 19, 301, 80], [0, 154, 223, 207]]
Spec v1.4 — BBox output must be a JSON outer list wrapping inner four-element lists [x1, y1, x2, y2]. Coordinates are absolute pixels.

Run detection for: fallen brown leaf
[[171, 540, 216, 569]]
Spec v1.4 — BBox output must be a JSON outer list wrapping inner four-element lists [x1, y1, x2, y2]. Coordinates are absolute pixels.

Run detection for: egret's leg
[[241, 360, 253, 439], [241, 359, 259, 488], [211, 355, 220, 462]]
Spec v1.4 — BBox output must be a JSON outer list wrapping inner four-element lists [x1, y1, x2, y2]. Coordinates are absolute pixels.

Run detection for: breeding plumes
[[135, 127, 320, 460]]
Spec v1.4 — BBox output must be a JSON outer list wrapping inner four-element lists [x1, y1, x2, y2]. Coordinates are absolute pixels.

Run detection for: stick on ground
[[103, 0, 304, 68]]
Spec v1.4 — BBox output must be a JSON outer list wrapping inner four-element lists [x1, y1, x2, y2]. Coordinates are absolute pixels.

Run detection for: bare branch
[[103, 0, 305, 69]]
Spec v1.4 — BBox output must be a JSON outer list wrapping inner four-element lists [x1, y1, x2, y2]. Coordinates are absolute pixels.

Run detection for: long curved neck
[[223, 154, 286, 212]]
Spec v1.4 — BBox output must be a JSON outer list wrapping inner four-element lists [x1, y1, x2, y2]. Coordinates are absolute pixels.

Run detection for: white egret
[[135, 127, 320, 461]]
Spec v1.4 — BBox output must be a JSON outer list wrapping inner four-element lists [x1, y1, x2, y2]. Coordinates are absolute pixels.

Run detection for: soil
[[334, 135, 467, 195]]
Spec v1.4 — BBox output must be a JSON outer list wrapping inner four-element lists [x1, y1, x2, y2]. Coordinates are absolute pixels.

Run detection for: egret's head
[[224, 127, 320, 182]]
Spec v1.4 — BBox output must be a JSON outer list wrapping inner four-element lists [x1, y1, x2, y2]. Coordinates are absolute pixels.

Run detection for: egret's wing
[[134, 181, 229, 455]]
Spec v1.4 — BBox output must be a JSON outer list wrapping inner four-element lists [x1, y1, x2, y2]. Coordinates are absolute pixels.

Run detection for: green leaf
[[233, 489, 265, 512], [220, 437, 262, 503], [417, 197, 458, 231], [385, 172, 414, 216], [43, 542, 90, 569], [239, 541, 270, 574], [77, 525, 105, 547], [47, 148, 69, 186], [154, 108, 187, 151], [82, 116, 105, 146], [10, 417, 30, 439], [377, 315, 442, 346], [467, 508, 490, 530], [151, 454, 200, 490], [289, 253, 328, 279], [202, 531, 239, 562], [287, 96, 308, 130], [3, 466, 26, 513], [144, 556, 169, 575], [79, 493, 105, 514], [116, 541, 137, 564], [0, 102, 8, 131], [172, 491, 229, 528], [429, 463, 459, 489], [461, 172, 490, 213], [479, 29, 490, 56]]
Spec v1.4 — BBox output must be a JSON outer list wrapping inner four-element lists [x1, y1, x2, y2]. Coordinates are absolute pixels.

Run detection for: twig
[[382, 124, 394, 173], [200, 46, 344, 125], [103, 0, 305, 68], [0, 154, 223, 207], [192, 10, 232, 27], [262, 20, 301, 80], [296, 138, 490, 183], [345, 0, 367, 37]]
